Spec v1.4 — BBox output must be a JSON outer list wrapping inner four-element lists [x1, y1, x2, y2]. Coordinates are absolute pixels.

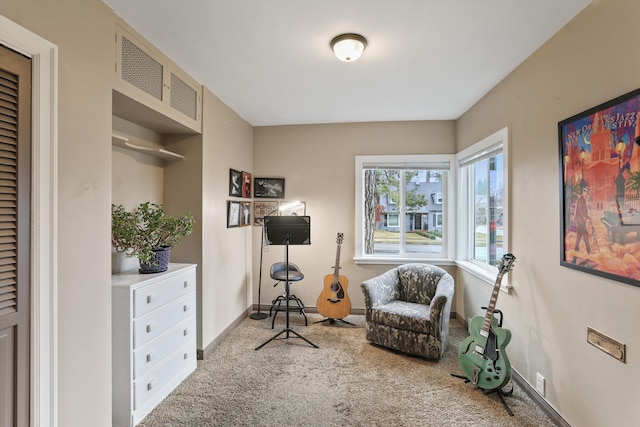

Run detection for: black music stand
[[255, 216, 318, 350]]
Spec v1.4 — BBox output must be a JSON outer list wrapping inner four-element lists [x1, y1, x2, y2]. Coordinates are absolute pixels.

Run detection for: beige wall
[[0, 0, 115, 425], [456, 0, 640, 425], [253, 121, 456, 311], [199, 88, 254, 348]]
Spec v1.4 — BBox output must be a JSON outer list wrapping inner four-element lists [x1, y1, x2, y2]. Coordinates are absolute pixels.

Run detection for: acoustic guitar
[[316, 233, 351, 320], [458, 253, 516, 390]]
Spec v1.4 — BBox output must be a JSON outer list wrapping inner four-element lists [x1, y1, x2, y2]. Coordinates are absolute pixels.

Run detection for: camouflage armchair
[[360, 263, 454, 359]]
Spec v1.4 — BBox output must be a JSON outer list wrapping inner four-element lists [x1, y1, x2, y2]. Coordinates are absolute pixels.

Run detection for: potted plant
[[111, 202, 195, 273]]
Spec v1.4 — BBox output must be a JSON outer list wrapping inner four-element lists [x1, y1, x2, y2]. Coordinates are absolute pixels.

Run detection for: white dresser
[[112, 263, 197, 427]]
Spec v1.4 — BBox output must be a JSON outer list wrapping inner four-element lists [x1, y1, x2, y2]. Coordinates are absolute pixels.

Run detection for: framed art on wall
[[229, 169, 242, 197], [242, 171, 252, 198], [254, 177, 285, 199], [559, 88, 640, 287], [227, 201, 240, 228], [279, 201, 306, 216], [240, 202, 251, 226], [253, 201, 279, 225]]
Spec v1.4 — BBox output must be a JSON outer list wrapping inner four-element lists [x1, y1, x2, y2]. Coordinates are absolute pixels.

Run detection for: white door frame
[[0, 15, 58, 427]]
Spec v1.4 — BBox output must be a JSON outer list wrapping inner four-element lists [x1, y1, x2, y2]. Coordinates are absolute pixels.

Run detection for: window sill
[[455, 260, 512, 294], [354, 256, 456, 266]]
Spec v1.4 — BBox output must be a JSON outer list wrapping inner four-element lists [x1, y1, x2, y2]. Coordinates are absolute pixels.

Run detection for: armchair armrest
[[361, 268, 399, 312], [429, 272, 454, 339]]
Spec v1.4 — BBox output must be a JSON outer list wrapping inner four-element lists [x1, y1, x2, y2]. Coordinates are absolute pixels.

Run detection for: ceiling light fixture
[[330, 33, 367, 62]]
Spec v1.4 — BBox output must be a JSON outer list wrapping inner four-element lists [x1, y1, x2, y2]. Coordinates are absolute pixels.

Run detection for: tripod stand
[[255, 216, 317, 350], [314, 317, 355, 326]]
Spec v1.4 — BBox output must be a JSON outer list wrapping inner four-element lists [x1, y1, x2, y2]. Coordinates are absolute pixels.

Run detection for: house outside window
[[355, 155, 455, 263]]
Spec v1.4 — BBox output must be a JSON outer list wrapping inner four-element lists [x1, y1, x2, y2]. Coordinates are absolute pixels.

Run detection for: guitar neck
[[333, 244, 342, 280], [481, 272, 504, 333]]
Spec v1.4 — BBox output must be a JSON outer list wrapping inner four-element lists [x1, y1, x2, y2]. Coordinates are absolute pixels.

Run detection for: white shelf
[[112, 133, 185, 162]]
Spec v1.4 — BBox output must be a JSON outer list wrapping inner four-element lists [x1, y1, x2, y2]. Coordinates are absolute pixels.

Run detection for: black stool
[[269, 262, 307, 329]]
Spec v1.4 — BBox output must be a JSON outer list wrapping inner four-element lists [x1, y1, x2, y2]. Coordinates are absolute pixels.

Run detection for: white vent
[[121, 36, 163, 101]]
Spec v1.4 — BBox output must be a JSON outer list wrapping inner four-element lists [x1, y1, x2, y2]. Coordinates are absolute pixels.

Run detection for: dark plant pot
[[139, 246, 171, 274]]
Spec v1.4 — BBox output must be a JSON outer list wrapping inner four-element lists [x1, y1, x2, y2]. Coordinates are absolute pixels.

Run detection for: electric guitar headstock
[[498, 253, 516, 275], [336, 233, 344, 245]]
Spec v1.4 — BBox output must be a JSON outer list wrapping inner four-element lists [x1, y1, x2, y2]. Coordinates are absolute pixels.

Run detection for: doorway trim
[[0, 15, 58, 427]]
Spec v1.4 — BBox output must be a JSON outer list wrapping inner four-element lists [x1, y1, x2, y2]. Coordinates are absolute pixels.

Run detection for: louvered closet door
[[0, 44, 32, 427]]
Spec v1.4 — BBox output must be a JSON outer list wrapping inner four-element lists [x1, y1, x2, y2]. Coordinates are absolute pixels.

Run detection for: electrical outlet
[[536, 372, 545, 396]]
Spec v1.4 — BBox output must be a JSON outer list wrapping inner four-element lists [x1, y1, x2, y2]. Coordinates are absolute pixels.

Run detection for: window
[[434, 213, 443, 227], [355, 155, 455, 263], [387, 213, 399, 227], [457, 127, 509, 284]]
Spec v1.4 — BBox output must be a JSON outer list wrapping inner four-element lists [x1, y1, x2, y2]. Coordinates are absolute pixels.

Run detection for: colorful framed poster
[[559, 88, 640, 287]]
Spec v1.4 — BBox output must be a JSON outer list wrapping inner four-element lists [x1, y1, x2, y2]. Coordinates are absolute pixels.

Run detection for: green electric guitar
[[458, 253, 516, 390]]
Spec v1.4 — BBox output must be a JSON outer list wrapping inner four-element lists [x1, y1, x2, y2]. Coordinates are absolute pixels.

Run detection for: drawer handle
[[146, 353, 152, 363], [183, 280, 188, 288], [146, 295, 152, 304], [146, 324, 152, 333], [183, 304, 188, 312], [147, 380, 153, 391], [184, 352, 188, 360], [183, 328, 188, 336]]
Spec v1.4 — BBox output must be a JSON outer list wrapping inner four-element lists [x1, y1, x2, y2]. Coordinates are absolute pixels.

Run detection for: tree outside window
[[363, 167, 446, 257]]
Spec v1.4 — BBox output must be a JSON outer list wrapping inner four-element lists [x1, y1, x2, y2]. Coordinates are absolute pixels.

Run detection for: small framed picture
[[240, 202, 252, 226], [253, 201, 279, 225], [242, 171, 252, 198], [229, 169, 242, 197], [227, 201, 240, 228], [254, 177, 285, 199]]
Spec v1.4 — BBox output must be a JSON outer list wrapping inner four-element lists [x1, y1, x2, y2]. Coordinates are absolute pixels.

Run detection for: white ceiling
[[103, 0, 591, 127]]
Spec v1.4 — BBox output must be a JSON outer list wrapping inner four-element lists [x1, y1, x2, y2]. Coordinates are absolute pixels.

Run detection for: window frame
[[354, 154, 456, 264], [456, 127, 510, 289]]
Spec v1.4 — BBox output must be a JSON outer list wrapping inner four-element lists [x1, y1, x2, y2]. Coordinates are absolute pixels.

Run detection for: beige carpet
[[138, 313, 554, 427]]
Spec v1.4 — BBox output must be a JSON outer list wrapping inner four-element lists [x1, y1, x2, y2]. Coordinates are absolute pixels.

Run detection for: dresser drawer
[[133, 316, 195, 379], [133, 270, 195, 317], [133, 292, 195, 348], [133, 339, 196, 410]]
